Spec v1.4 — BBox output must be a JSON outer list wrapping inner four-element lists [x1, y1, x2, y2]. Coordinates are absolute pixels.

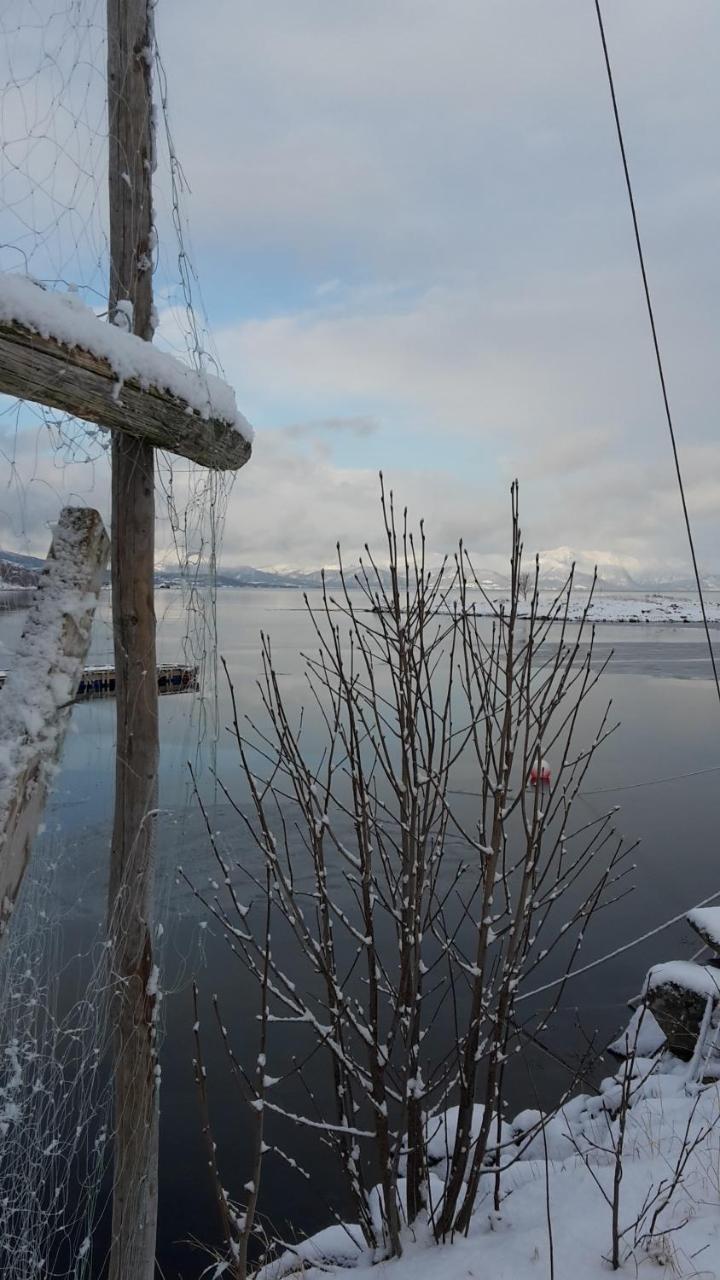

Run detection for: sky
[[1, 1, 719, 573]]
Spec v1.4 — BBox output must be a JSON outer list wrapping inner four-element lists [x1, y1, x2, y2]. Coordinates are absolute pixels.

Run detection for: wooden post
[[0, 508, 109, 938], [106, 2, 160, 1277]]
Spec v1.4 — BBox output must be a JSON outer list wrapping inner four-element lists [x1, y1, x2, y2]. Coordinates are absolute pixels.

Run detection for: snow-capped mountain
[[532, 547, 720, 592], [4, 546, 719, 595]]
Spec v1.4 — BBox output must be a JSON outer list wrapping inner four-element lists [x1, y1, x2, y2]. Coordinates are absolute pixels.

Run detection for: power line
[[593, 0, 720, 709], [518, 881, 720, 1004]]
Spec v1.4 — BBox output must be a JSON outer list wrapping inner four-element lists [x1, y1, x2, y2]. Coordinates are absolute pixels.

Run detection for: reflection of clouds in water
[[7, 595, 717, 1274], [3, 602, 718, 1164]]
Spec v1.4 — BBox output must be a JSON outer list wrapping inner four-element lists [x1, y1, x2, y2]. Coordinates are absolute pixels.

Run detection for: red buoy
[[530, 758, 551, 787]]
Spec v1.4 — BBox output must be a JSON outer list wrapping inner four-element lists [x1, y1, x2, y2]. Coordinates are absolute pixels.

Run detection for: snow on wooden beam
[[0, 507, 109, 940], [0, 274, 253, 471]]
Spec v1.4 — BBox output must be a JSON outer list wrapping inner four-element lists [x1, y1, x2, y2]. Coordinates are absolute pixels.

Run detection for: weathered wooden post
[[105, 2, 162, 1275], [0, 509, 109, 937], [105, 4, 251, 1275]]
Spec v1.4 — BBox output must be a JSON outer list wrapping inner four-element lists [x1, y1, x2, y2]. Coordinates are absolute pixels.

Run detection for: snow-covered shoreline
[[259, 1069, 720, 1280], [254, 933, 720, 1280], [5, 585, 720, 629], [476, 592, 720, 627]]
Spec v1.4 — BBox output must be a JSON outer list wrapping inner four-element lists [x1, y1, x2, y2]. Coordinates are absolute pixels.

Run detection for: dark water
[[2, 589, 720, 1276]]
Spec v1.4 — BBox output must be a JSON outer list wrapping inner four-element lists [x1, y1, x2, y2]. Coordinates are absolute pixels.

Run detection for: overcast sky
[[2, 1, 719, 572]]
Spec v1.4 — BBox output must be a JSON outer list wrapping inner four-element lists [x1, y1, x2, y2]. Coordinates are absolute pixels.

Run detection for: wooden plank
[[0, 320, 251, 471], [0, 508, 109, 938], [106, 2, 161, 1276]]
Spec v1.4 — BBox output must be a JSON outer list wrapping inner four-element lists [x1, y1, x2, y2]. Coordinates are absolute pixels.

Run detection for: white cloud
[[2, 1, 719, 578], [3, 408, 720, 577], [155, 0, 720, 276]]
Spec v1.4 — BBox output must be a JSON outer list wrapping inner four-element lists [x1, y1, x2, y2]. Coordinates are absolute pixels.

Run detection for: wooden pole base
[[107, 432, 160, 1280]]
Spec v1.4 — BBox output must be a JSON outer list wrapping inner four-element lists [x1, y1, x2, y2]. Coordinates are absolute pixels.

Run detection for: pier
[[0, 663, 198, 701]]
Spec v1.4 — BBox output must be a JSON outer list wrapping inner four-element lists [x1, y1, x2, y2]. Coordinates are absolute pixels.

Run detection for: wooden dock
[[0, 662, 198, 701]]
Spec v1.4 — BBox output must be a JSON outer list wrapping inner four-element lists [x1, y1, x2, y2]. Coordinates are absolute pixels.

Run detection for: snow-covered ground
[[478, 592, 720, 626], [261, 1061, 720, 1280]]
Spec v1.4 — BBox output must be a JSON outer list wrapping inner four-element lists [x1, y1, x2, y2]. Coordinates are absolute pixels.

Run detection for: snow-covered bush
[[192, 484, 629, 1273]]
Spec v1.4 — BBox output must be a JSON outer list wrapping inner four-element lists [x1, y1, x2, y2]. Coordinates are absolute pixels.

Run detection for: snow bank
[[256, 1224, 365, 1280], [608, 1005, 666, 1058], [475, 590, 720, 626], [426, 1105, 514, 1165], [262, 1066, 720, 1280], [0, 273, 254, 442]]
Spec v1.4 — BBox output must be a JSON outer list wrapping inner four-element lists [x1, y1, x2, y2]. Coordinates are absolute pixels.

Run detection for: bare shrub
[[189, 483, 630, 1272]]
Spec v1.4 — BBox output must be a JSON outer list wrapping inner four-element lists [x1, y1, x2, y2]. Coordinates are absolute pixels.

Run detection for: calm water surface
[[2, 589, 720, 1276]]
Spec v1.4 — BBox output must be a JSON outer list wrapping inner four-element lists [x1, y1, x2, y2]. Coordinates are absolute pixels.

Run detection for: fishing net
[[0, 848, 112, 1278], [0, 0, 232, 1270], [0, 0, 230, 696]]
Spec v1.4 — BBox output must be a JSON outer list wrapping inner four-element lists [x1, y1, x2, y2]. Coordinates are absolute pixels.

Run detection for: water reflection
[[2, 589, 720, 1275]]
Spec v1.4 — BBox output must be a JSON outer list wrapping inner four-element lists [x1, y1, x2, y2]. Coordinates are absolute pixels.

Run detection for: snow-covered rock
[[642, 962, 720, 1060], [644, 962, 720, 1001], [426, 1105, 514, 1166], [687, 907, 720, 955], [607, 1006, 666, 1059]]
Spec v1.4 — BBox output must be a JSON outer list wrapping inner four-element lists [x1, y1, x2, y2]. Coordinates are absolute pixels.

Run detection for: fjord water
[[2, 588, 720, 1275]]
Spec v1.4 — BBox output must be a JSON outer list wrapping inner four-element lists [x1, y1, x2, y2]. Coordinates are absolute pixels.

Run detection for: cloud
[[279, 416, 380, 442], [205, 267, 718, 569], [3, 406, 720, 578], [0, 416, 110, 556], [154, 0, 720, 281], [2, 1, 719, 579], [199, 428, 720, 575]]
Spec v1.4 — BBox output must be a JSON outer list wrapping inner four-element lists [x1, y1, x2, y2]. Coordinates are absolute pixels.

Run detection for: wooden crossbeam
[[0, 508, 109, 939], [0, 317, 251, 471]]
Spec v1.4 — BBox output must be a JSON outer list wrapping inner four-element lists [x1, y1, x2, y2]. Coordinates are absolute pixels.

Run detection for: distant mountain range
[[0, 549, 45, 589], [158, 560, 720, 594], [3, 547, 720, 595]]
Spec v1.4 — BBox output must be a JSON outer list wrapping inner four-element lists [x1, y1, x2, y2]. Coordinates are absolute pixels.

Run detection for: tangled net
[[0, 850, 112, 1278], [0, 1, 234, 1269]]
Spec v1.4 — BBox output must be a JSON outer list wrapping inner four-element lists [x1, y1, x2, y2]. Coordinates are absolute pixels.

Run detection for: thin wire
[[593, 0, 720, 708], [518, 881, 720, 1004], [582, 762, 720, 796], [449, 760, 720, 802]]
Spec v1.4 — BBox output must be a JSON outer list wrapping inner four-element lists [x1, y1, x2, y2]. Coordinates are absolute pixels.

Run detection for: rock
[[645, 985, 706, 1059], [686, 907, 720, 956], [607, 1005, 666, 1059], [642, 962, 720, 1061]]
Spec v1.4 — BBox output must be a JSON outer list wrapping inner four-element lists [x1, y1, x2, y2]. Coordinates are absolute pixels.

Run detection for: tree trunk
[[106, 2, 160, 1277]]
